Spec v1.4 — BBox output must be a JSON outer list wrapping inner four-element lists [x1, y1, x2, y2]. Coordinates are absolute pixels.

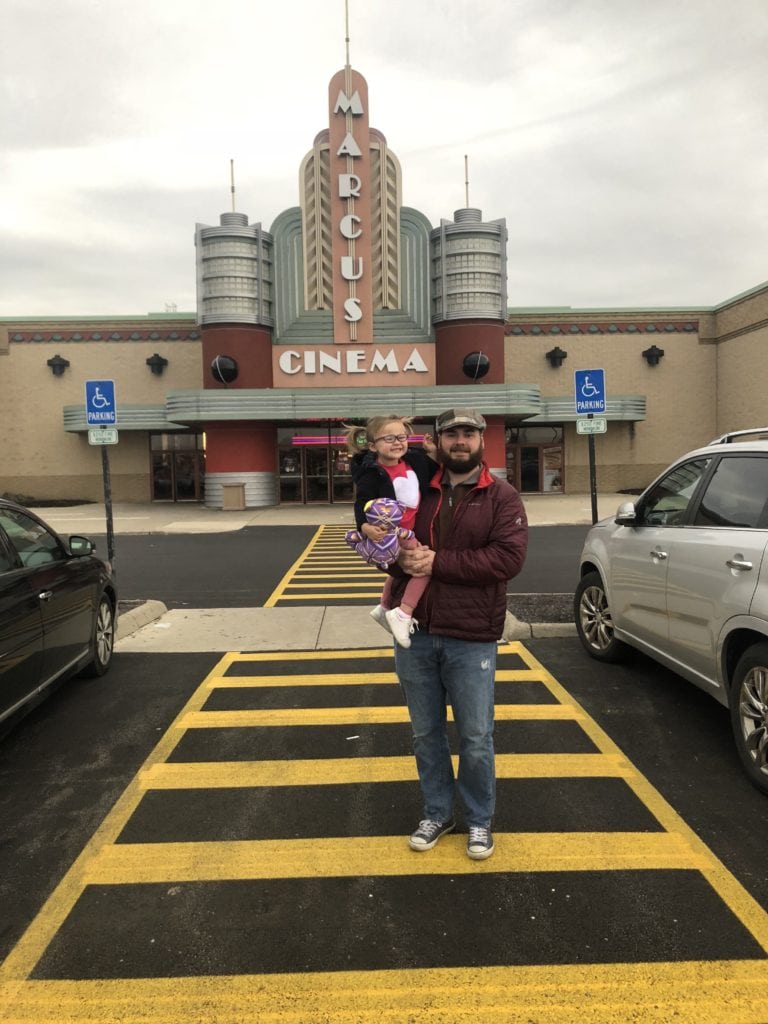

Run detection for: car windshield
[[639, 458, 711, 526], [0, 509, 63, 567]]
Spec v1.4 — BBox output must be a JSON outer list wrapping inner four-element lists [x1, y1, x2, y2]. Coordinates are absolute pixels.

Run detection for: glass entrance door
[[332, 447, 354, 501], [277, 424, 356, 504], [151, 433, 205, 501], [505, 427, 564, 494], [305, 448, 330, 502]]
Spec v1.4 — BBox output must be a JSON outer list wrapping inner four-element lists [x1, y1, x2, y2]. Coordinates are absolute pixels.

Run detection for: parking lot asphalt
[[37, 494, 626, 647]]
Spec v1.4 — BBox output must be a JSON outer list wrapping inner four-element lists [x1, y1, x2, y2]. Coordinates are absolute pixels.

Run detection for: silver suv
[[575, 428, 768, 795]]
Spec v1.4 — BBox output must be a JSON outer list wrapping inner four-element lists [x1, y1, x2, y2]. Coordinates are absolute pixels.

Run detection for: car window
[[0, 509, 64, 567], [638, 458, 711, 527], [693, 456, 768, 528], [0, 537, 15, 572]]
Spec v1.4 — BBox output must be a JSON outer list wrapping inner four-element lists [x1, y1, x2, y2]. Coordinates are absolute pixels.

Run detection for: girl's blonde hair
[[343, 415, 413, 456]]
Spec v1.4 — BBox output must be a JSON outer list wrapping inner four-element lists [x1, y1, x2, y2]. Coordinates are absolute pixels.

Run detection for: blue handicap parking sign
[[574, 369, 606, 415], [85, 379, 117, 426]]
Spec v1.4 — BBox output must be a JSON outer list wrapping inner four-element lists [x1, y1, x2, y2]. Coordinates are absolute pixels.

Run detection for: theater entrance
[[278, 426, 354, 504]]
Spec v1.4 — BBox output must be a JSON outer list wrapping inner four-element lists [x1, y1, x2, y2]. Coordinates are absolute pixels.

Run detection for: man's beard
[[438, 446, 484, 474]]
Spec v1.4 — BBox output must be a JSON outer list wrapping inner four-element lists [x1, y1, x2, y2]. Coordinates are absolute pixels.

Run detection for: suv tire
[[574, 571, 628, 663], [730, 643, 768, 795]]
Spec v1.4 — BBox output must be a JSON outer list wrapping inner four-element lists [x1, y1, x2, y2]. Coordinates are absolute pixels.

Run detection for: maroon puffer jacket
[[388, 464, 528, 641]]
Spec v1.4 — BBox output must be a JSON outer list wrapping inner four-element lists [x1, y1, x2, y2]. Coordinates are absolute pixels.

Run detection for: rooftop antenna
[[464, 154, 470, 208], [230, 158, 236, 212], [345, 0, 351, 67]]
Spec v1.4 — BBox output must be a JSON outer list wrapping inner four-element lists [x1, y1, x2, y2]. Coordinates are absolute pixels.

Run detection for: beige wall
[[713, 286, 768, 435], [505, 314, 717, 492], [0, 331, 202, 501], [2, 286, 767, 502]]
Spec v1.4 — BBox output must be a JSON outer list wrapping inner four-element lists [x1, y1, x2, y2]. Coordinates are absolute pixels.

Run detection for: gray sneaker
[[467, 826, 495, 860], [408, 818, 455, 851]]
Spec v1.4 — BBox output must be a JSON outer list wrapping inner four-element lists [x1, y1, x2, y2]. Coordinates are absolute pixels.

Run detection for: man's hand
[[398, 543, 435, 577], [361, 522, 388, 543]]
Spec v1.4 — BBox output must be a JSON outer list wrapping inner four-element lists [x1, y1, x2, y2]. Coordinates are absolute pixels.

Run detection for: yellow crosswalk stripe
[[139, 753, 634, 790], [179, 703, 583, 728], [4, 637, 768, 1024], [86, 832, 707, 885]]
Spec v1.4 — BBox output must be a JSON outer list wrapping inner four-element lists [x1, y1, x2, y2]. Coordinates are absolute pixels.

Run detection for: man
[[387, 407, 528, 860]]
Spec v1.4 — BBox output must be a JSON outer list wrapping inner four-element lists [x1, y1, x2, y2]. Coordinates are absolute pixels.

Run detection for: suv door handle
[[726, 558, 753, 571], [38, 590, 53, 601], [650, 549, 668, 560]]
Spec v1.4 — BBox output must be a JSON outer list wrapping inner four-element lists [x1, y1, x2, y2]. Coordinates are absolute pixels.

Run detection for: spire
[[345, 0, 351, 68]]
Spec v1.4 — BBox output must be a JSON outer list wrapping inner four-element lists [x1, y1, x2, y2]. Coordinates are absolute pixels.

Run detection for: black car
[[0, 498, 117, 731]]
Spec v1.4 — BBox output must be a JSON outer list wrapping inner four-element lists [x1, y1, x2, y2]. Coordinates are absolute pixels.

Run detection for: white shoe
[[385, 608, 416, 649], [370, 605, 392, 634]]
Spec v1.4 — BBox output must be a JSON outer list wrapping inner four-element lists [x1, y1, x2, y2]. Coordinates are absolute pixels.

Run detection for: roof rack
[[709, 428, 768, 445]]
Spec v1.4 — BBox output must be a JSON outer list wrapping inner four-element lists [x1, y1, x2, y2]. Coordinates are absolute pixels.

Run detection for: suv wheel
[[730, 643, 768, 795], [81, 594, 115, 678], [574, 571, 627, 663]]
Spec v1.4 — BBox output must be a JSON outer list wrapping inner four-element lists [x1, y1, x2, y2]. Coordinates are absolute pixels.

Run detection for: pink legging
[[380, 536, 429, 612]]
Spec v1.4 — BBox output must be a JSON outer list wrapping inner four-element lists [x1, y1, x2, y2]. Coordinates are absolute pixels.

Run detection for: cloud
[[1, 0, 767, 315]]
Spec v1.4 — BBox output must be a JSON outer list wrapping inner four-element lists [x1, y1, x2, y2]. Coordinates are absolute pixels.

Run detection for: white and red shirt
[[381, 461, 420, 530]]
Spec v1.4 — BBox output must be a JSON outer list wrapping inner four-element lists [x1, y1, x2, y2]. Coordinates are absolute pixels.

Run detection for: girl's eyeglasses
[[373, 433, 409, 444]]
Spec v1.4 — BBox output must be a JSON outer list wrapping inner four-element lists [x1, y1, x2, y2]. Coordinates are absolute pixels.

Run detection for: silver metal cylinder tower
[[195, 212, 274, 326], [430, 207, 507, 323]]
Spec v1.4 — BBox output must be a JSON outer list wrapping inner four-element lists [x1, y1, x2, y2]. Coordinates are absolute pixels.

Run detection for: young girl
[[345, 416, 437, 648]]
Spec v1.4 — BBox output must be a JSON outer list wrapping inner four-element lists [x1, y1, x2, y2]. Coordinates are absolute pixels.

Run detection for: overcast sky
[[2, 0, 767, 318]]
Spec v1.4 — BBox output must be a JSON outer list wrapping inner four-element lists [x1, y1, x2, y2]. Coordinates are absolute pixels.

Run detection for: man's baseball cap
[[435, 407, 487, 433]]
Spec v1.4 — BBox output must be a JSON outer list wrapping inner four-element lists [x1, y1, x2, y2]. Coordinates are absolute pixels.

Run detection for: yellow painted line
[[230, 647, 396, 661], [294, 570, 384, 577], [180, 703, 582, 729], [276, 592, 384, 600], [203, 668, 538, 688], [86, 832, 706, 885], [4, 961, 768, 1023], [206, 671, 402, 687], [516, 644, 768, 955], [263, 526, 326, 607], [0, 652, 239, 986], [284, 582, 388, 589], [5, 635, 768, 1024], [139, 753, 631, 790]]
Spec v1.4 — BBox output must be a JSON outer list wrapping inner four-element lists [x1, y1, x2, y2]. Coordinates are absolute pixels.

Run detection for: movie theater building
[[1, 64, 767, 507]]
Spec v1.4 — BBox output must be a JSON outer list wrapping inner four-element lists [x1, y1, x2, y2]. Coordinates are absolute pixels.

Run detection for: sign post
[[574, 370, 606, 524], [84, 380, 117, 564]]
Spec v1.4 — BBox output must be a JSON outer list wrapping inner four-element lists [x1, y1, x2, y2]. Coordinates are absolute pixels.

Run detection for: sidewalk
[[35, 495, 627, 651], [38, 492, 629, 535]]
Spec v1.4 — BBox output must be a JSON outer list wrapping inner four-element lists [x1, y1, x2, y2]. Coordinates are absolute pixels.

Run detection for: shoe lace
[[418, 819, 442, 834], [468, 826, 489, 846]]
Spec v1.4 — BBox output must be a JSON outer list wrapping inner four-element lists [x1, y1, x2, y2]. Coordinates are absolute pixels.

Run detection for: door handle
[[726, 558, 753, 571], [650, 549, 668, 560], [38, 590, 53, 601]]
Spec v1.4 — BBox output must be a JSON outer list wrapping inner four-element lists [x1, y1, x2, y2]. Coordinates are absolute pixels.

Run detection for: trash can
[[221, 484, 246, 511]]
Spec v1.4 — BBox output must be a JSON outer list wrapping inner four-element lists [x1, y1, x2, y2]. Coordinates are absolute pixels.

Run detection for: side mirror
[[69, 535, 94, 556], [614, 502, 637, 526]]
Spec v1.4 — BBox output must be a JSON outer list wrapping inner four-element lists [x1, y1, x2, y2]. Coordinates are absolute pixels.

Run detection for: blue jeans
[[394, 631, 497, 828]]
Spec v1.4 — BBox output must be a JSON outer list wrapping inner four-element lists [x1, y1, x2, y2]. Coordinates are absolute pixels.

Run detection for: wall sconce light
[[462, 351, 490, 380], [146, 352, 169, 376], [642, 344, 665, 367], [211, 354, 239, 385], [47, 354, 70, 377], [545, 346, 567, 368]]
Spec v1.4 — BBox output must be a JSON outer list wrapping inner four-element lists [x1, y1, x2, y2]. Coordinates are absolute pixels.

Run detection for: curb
[[116, 600, 168, 641], [115, 602, 577, 645]]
